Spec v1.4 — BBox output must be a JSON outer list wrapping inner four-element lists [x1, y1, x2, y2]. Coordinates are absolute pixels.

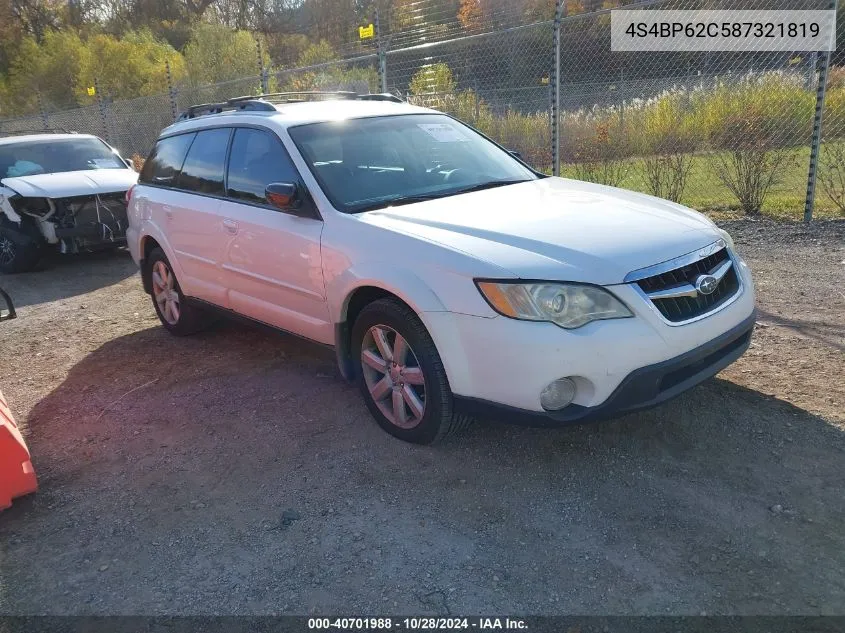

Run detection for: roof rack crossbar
[[179, 98, 277, 120], [177, 91, 406, 121]]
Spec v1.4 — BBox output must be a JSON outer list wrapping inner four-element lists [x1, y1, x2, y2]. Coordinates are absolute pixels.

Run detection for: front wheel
[[0, 226, 42, 274], [145, 247, 211, 336], [351, 298, 472, 444]]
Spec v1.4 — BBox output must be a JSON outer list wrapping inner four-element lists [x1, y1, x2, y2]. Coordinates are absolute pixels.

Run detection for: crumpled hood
[[0, 169, 138, 198], [360, 177, 722, 285]]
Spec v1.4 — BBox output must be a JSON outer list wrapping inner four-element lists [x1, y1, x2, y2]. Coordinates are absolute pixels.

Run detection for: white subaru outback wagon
[[127, 92, 756, 444]]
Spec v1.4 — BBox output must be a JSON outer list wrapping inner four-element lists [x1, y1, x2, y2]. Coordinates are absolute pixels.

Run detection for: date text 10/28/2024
[[308, 618, 528, 630]]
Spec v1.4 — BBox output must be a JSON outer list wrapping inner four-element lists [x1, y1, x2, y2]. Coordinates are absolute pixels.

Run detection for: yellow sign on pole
[[87, 86, 96, 96], [359, 23, 374, 40], [540, 76, 549, 85]]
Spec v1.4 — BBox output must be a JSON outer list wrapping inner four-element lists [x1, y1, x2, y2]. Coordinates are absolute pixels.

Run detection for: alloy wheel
[[0, 236, 15, 266], [152, 260, 180, 325], [361, 324, 426, 429]]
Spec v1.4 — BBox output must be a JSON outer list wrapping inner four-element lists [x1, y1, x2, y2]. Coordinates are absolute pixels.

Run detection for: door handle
[[222, 219, 239, 234]]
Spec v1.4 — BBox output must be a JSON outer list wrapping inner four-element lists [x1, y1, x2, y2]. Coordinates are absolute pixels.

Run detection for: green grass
[[557, 147, 844, 222]]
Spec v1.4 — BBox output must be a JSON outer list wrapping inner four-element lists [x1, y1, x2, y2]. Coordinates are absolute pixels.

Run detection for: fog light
[[540, 377, 576, 411]]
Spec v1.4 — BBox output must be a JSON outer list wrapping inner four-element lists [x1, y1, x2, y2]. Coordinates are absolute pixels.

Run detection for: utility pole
[[376, 6, 387, 93], [165, 60, 178, 121], [94, 77, 110, 144], [804, 0, 838, 222], [552, 0, 566, 176], [256, 38, 269, 94]]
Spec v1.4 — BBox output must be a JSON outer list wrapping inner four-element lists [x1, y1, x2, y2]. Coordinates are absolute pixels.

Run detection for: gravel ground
[[0, 218, 843, 616]]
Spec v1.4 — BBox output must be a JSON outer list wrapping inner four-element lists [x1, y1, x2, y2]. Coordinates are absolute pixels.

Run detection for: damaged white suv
[[128, 94, 756, 444], [0, 132, 138, 273]]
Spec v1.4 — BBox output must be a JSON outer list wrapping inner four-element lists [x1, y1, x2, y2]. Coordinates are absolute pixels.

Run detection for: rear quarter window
[[139, 133, 195, 186]]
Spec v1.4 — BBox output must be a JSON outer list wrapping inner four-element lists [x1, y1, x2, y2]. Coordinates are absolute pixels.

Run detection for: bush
[[486, 110, 551, 169], [819, 142, 845, 214], [709, 114, 794, 215], [642, 153, 693, 203], [569, 121, 629, 187], [633, 92, 700, 202]]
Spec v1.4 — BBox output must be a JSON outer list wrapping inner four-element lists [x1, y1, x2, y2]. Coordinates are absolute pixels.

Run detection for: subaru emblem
[[695, 274, 719, 296]]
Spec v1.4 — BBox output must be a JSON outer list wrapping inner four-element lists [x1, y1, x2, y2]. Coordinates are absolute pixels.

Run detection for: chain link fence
[[394, 22, 555, 169], [554, 0, 835, 220], [0, 0, 840, 220]]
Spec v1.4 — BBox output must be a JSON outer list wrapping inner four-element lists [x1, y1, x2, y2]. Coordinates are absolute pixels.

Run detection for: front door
[[218, 127, 331, 344]]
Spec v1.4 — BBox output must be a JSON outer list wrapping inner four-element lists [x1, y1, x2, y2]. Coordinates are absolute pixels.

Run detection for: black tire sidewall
[[351, 300, 452, 444], [0, 225, 42, 274]]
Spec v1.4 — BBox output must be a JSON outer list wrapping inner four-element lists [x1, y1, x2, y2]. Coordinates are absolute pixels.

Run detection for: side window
[[139, 133, 195, 186], [226, 128, 300, 206], [176, 128, 231, 196]]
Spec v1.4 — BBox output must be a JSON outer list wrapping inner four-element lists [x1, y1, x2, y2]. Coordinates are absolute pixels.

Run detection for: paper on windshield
[[417, 123, 469, 143], [91, 158, 118, 168]]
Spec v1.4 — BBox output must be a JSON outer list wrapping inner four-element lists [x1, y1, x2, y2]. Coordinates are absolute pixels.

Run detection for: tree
[[183, 23, 263, 84], [9, 0, 64, 42], [78, 30, 186, 101], [3, 30, 88, 112], [264, 32, 310, 68], [409, 62, 455, 95], [457, 0, 521, 31], [296, 40, 338, 67]]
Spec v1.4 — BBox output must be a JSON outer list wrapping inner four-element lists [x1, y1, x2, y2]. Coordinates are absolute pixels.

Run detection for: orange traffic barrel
[[0, 390, 37, 510]]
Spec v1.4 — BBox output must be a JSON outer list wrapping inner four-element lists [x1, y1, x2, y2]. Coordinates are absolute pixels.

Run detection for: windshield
[[288, 114, 537, 213], [0, 137, 127, 179]]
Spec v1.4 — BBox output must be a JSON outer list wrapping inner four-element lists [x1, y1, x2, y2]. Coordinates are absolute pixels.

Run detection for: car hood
[[360, 177, 722, 285], [0, 169, 138, 198]]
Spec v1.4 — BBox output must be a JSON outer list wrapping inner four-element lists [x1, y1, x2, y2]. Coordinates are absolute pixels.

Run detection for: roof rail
[[0, 128, 76, 136], [178, 98, 277, 121], [177, 91, 405, 120]]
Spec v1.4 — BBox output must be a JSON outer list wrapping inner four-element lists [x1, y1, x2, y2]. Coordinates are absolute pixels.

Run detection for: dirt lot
[[0, 218, 843, 616]]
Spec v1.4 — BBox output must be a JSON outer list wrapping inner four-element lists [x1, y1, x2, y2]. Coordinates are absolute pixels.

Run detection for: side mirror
[[123, 157, 134, 170], [508, 150, 523, 160], [266, 182, 304, 214], [0, 287, 16, 322]]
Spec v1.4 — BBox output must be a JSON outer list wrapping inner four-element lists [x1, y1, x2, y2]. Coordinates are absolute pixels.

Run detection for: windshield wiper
[[350, 192, 451, 213], [448, 179, 530, 195], [350, 179, 531, 213]]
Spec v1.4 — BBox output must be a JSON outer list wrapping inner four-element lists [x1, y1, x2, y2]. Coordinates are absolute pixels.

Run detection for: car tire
[[0, 224, 43, 274], [145, 247, 211, 336], [351, 297, 472, 444]]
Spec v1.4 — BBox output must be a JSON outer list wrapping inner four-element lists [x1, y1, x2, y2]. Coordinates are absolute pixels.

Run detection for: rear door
[[217, 126, 331, 344], [165, 128, 232, 305]]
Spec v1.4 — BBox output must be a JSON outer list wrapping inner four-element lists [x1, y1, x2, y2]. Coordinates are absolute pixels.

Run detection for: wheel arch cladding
[[140, 236, 162, 294], [327, 264, 449, 326], [332, 270, 448, 383]]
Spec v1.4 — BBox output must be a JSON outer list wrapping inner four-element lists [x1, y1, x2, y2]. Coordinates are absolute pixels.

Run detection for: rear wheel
[[0, 225, 42, 274], [145, 247, 211, 336], [351, 298, 472, 444]]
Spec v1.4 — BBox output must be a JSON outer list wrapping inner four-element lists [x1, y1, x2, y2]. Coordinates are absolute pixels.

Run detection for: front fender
[[326, 262, 449, 325], [326, 263, 485, 390]]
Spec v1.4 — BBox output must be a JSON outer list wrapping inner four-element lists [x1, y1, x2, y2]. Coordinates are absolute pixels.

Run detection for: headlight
[[716, 228, 735, 250], [475, 280, 633, 329], [9, 196, 52, 217]]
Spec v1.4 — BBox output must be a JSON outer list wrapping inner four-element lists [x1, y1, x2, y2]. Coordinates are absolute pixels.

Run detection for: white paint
[[128, 103, 756, 414]]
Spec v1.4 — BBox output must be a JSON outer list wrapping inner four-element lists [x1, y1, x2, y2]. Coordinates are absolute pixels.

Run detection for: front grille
[[637, 248, 740, 323]]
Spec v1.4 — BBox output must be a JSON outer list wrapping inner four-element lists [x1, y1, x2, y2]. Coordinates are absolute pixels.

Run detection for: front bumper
[[453, 310, 756, 426]]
